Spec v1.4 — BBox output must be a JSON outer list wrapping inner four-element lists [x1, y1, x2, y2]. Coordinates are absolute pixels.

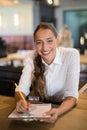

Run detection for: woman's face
[[34, 29, 59, 64], [62, 29, 69, 40]]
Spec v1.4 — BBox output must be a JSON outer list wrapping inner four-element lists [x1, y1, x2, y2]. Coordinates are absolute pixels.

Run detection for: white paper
[[8, 103, 51, 119]]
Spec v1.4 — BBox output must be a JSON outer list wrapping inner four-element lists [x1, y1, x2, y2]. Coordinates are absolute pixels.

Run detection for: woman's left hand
[[39, 108, 59, 123]]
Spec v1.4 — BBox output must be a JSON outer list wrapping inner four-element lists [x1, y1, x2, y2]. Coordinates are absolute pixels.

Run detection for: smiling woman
[[15, 22, 80, 123]]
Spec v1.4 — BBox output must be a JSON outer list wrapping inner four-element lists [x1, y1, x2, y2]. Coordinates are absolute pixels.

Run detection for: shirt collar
[[42, 48, 62, 66], [53, 48, 62, 65]]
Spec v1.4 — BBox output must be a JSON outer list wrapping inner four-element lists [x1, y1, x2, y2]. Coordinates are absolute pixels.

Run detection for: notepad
[[8, 103, 51, 119]]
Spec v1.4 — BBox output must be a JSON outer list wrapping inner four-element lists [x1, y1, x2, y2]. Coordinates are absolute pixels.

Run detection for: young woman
[[15, 22, 80, 123]]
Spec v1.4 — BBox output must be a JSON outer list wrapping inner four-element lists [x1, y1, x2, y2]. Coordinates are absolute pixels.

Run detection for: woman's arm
[[40, 96, 76, 123], [56, 96, 76, 116]]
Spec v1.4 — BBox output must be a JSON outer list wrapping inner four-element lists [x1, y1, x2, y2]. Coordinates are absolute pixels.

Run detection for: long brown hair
[[30, 22, 58, 101]]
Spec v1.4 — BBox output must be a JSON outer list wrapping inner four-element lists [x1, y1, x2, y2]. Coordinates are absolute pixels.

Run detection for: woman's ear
[[56, 35, 61, 47]]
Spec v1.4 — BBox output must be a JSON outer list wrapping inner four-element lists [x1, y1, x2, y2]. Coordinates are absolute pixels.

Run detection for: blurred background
[[0, 0, 87, 96], [0, 0, 87, 53]]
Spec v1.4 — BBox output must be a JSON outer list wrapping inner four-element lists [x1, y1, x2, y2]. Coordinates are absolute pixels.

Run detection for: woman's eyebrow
[[46, 37, 53, 40], [35, 39, 42, 42], [35, 37, 53, 42]]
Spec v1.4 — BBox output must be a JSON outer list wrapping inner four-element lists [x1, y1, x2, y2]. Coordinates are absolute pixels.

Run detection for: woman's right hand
[[16, 99, 30, 113]]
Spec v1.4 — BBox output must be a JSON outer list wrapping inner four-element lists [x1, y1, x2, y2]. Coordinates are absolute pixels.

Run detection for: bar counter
[[0, 84, 87, 130]]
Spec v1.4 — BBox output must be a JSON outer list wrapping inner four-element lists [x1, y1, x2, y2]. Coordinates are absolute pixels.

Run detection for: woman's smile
[[35, 29, 58, 64]]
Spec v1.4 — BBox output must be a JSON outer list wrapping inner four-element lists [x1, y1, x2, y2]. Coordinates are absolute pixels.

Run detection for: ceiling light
[[46, 0, 53, 5], [46, 0, 60, 6]]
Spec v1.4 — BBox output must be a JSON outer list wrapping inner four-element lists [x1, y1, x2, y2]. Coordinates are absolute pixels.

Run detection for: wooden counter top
[[0, 53, 24, 62], [80, 55, 87, 64], [0, 84, 87, 130]]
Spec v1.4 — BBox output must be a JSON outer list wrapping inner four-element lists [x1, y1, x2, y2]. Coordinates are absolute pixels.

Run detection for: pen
[[14, 83, 27, 105]]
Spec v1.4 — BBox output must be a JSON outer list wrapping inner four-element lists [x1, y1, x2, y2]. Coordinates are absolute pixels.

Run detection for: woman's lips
[[42, 50, 51, 55]]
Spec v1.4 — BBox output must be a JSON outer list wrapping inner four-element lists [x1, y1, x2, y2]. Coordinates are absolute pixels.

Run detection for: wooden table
[[0, 85, 87, 130], [80, 55, 87, 64], [0, 51, 34, 66], [0, 53, 24, 62], [0, 53, 25, 66]]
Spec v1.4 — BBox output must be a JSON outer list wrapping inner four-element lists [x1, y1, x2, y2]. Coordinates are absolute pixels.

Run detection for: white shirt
[[16, 47, 80, 102]]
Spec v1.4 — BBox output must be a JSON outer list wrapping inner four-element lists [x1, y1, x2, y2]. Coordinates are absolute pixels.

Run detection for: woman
[[60, 26, 74, 48], [15, 22, 80, 123]]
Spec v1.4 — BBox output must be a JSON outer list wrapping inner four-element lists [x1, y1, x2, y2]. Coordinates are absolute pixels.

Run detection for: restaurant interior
[[0, 0, 87, 130], [0, 0, 87, 96]]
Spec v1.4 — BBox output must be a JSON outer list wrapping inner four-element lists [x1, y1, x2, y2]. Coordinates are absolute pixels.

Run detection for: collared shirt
[[16, 47, 80, 102]]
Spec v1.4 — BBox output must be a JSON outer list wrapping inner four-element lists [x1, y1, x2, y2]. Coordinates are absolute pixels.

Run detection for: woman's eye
[[47, 39, 53, 43], [35, 41, 42, 45]]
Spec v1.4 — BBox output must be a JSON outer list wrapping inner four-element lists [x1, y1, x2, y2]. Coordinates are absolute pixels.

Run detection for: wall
[[55, 0, 87, 50], [0, 3, 34, 35], [55, 0, 87, 32], [0, 1, 35, 52], [33, 1, 40, 30]]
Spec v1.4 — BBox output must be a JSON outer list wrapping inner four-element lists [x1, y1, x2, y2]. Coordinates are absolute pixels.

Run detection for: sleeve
[[63, 49, 80, 99], [15, 56, 34, 96]]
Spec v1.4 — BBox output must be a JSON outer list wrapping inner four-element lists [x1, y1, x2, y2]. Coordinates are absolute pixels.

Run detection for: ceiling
[[0, 0, 82, 6], [0, 0, 35, 6], [0, 0, 61, 6]]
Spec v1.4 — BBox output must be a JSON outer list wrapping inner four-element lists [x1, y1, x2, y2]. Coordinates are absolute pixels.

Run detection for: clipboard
[[8, 103, 51, 121]]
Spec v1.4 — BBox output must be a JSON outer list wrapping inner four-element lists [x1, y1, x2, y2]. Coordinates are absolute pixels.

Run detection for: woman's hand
[[39, 108, 59, 123], [16, 99, 30, 113], [39, 97, 76, 123]]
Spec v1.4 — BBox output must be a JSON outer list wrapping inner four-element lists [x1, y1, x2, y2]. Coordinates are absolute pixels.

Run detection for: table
[[0, 51, 34, 66], [0, 85, 87, 130], [0, 53, 25, 66], [80, 55, 87, 64], [0, 53, 25, 62], [0, 50, 34, 63]]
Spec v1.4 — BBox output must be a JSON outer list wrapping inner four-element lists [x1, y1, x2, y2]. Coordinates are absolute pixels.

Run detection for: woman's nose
[[42, 42, 47, 50]]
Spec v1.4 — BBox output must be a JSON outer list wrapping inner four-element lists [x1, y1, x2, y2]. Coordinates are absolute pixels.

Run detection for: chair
[[0, 78, 15, 97]]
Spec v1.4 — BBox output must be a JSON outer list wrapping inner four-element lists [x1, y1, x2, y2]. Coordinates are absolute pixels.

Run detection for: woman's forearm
[[57, 97, 76, 117]]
